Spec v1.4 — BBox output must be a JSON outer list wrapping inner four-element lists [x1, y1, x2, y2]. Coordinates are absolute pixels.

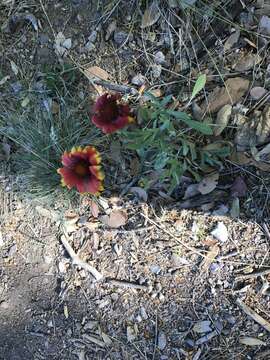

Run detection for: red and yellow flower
[[91, 93, 134, 134], [57, 146, 104, 195]]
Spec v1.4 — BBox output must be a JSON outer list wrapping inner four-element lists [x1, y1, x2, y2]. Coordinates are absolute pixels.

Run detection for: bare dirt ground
[[0, 1, 270, 359]]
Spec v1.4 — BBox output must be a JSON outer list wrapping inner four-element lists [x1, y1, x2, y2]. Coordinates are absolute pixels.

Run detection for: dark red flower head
[[57, 146, 104, 195], [92, 93, 134, 134]]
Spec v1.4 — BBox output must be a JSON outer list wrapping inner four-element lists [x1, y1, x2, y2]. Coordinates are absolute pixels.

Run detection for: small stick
[[92, 79, 138, 95], [107, 279, 148, 290], [235, 268, 270, 281], [60, 228, 103, 281], [236, 298, 270, 332]]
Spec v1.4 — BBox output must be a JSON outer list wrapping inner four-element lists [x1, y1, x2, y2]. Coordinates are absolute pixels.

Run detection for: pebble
[[159, 293, 165, 301], [38, 33, 50, 45], [212, 205, 229, 216], [131, 74, 145, 86], [140, 307, 148, 320], [211, 222, 228, 243], [150, 264, 161, 274], [158, 331, 167, 350], [151, 64, 162, 78], [113, 31, 128, 46], [6, 243, 17, 257], [154, 51, 166, 65], [0, 301, 9, 309], [47, 320, 53, 328], [250, 86, 267, 100]]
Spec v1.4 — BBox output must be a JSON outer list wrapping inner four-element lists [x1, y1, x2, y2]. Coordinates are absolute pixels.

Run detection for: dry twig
[[60, 227, 103, 281], [236, 298, 270, 332]]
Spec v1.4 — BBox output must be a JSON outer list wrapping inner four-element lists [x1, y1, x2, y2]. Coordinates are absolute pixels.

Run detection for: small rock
[[210, 263, 220, 272], [47, 320, 53, 328], [6, 243, 17, 257], [225, 315, 236, 325], [211, 222, 228, 243], [150, 264, 161, 274], [84, 321, 98, 331], [259, 15, 270, 35], [159, 293, 165, 301], [38, 33, 50, 45], [0, 301, 9, 309], [131, 74, 145, 86], [158, 331, 167, 350], [234, 53, 262, 72], [114, 31, 128, 46], [127, 325, 137, 342], [113, 243, 122, 256], [212, 205, 229, 216], [250, 86, 267, 100], [58, 261, 67, 274], [154, 51, 166, 65], [140, 307, 148, 320], [151, 64, 162, 78], [171, 253, 189, 267]]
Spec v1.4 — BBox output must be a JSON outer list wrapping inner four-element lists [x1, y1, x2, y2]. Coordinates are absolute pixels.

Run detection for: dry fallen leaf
[[101, 209, 127, 228], [198, 173, 219, 195], [202, 77, 250, 113], [239, 337, 266, 346], [84, 65, 110, 81], [214, 104, 232, 136], [90, 200, 99, 218], [141, 1, 160, 28], [231, 176, 248, 197], [224, 30, 240, 51], [201, 245, 220, 272], [183, 183, 200, 199], [256, 105, 270, 143], [234, 53, 262, 72], [127, 325, 137, 342]]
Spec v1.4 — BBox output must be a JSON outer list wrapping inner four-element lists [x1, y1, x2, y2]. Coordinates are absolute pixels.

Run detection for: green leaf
[[137, 106, 150, 123], [191, 73, 206, 100], [160, 95, 173, 107], [168, 110, 213, 135]]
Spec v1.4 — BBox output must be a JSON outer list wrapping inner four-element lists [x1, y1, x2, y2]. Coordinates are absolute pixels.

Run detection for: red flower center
[[74, 161, 89, 177], [99, 99, 119, 123]]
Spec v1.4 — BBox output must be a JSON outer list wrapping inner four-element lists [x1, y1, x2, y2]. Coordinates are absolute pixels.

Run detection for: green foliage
[[0, 99, 101, 197], [122, 93, 231, 192], [190, 73, 206, 101], [43, 63, 81, 97]]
